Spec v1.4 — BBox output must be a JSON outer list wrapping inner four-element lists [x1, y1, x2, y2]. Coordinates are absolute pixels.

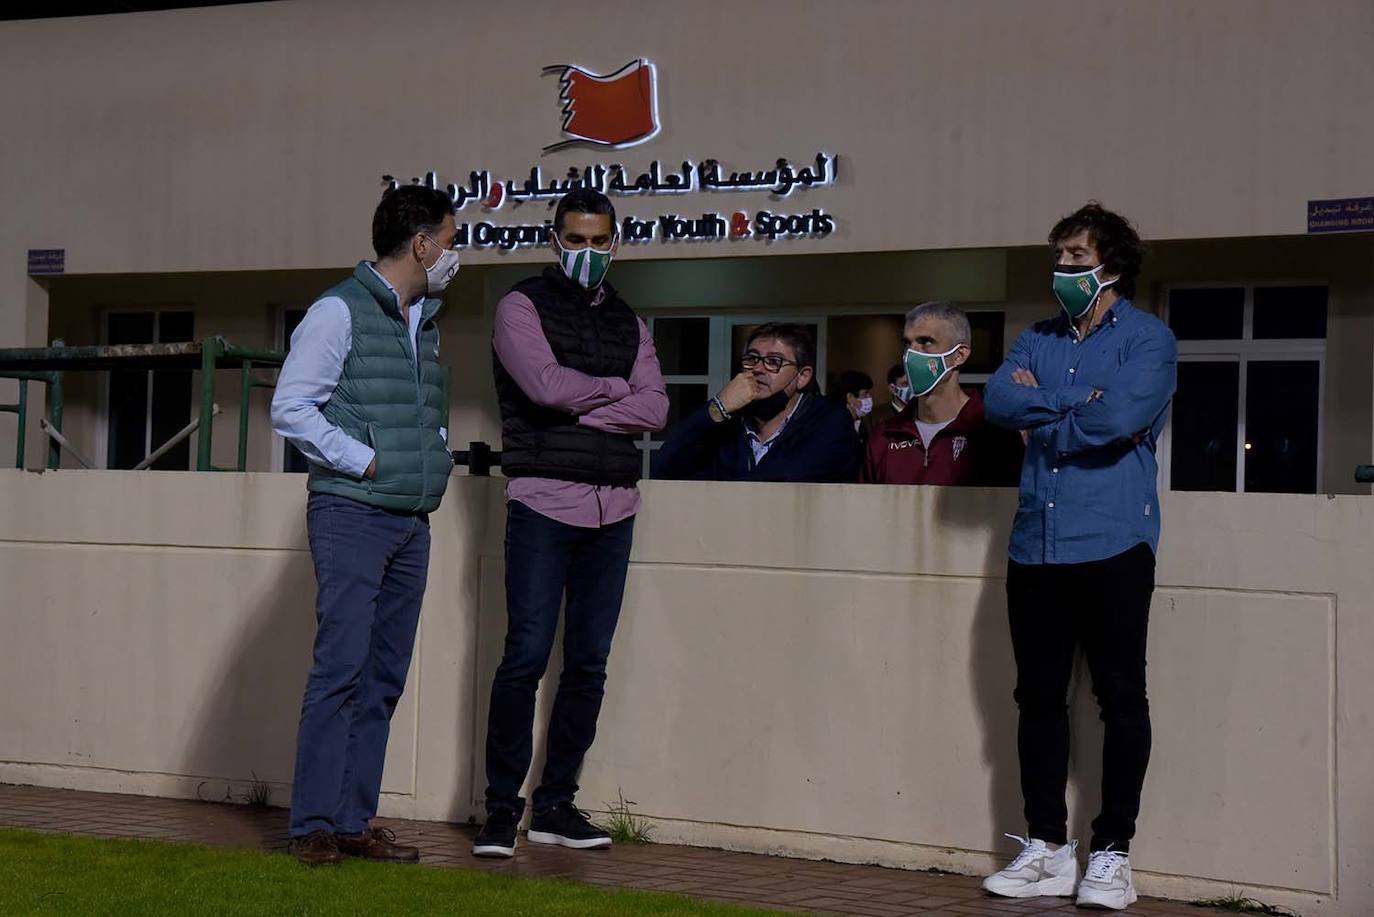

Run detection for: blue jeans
[[484, 500, 635, 816], [288, 493, 430, 838]]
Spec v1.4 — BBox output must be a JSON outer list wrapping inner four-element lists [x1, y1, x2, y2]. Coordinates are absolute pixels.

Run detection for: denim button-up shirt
[[984, 299, 1178, 565]]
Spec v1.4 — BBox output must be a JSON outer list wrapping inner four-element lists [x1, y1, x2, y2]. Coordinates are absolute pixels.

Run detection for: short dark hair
[[830, 370, 873, 401], [372, 185, 453, 260], [886, 363, 906, 385], [554, 187, 617, 234], [1048, 201, 1144, 299], [746, 322, 815, 370]]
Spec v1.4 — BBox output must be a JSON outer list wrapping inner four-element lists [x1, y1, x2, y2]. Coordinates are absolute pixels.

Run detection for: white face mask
[[857, 396, 874, 416], [422, 236, 461, 294]]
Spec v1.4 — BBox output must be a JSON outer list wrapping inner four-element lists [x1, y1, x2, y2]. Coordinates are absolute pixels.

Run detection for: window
[[1164, 284, 1326, 494], [639, 316, 721, 479], [104, 310, 194, 470], [279, 307, 310, 473]]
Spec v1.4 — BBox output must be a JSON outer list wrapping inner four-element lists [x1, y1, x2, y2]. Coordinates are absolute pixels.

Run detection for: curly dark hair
[[372, 185, 453, 260], [1048, 201, 1144, 299]]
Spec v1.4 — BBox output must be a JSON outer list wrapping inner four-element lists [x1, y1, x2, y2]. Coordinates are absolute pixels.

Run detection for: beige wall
[[4, 0, 1374, 458], [1, 469, 1371, 914]]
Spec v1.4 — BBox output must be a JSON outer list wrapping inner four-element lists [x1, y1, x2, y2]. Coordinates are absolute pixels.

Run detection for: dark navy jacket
[[653, 393, 860, 483]]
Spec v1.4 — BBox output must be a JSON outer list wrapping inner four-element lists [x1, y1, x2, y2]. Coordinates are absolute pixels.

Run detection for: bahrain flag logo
[[542, 59, 659, 153]]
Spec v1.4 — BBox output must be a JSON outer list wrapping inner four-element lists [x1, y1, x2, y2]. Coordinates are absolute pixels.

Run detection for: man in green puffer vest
[[271, 186, 460, 866]]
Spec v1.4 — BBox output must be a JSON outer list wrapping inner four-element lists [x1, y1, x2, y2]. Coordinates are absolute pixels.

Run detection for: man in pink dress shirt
[[473, 189, 668, 858]]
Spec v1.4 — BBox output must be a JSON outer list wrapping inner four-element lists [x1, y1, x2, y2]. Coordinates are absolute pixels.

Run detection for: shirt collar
[[365, 262, 426, 311], [1068, 296, 1131, 341], [746, 392, 806, 445]]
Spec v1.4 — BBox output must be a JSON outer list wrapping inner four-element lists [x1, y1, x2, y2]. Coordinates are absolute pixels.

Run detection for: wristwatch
[[709, 396, 732, 423]]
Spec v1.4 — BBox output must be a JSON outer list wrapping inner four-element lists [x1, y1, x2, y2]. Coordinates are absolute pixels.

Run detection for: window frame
[[97, 305, 196, 470], [274, 304, 311, 473], [1160, 282, 1327, 494]]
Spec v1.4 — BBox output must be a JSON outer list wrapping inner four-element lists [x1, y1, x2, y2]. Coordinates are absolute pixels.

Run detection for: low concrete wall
[[0, 470, 1369, 914]]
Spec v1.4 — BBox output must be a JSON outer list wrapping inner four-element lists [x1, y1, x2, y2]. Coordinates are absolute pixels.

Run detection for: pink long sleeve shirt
[[491, 288, 668, 528]]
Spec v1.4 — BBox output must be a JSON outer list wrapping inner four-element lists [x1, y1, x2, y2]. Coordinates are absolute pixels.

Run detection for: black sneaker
[[527, 802, 611, 850], [472, 808, 518, 858]]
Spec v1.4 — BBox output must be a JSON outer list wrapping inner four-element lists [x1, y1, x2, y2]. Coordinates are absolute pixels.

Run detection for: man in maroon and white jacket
[[863, 301, 1022, 487]]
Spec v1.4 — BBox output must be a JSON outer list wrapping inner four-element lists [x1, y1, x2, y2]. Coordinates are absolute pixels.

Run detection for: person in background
[[829, 370, 875, 433], [864, 362, 908, 437], [653, 322, 858, 483], [863, 302, 1021, 486], [830, 369, 874, 458]]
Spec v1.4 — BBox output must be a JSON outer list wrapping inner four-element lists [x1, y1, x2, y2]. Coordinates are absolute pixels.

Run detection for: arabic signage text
[[1308, 197, 1374, 234], [27, 249, 64, 275], [455, 209, 836, 251]]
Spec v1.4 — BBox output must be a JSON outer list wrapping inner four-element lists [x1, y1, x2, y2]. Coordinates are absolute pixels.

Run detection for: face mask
[[422, 238, 461, 294], [1052, 263, 1114, 320], [890, 384, 909, 407], [857, 396, 874, 416], [555, 237, 615, 289], [904, 344, 963, 399], [742, 388, 793, 422]]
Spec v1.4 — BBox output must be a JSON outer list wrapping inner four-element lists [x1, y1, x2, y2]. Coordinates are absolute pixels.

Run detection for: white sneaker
[[982, 834, 1079, 898], [1076, 848, 1137, 910]]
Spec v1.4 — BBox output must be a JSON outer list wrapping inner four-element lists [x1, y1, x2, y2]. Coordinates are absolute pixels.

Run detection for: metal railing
[[451, 441, 501, 476], [0, 338, 284, 471], [0, 370, 63, 469]]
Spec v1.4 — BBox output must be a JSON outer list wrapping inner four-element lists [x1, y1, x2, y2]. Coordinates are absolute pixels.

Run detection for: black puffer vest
[[494, 267, 642, 486]]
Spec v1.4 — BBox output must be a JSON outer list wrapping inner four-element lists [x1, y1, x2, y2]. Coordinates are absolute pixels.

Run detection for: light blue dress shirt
[[984, 299, 1178, 565]]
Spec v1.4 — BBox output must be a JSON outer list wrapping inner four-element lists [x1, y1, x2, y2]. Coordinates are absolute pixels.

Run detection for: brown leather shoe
[[290, 830, 343, 866], [336, 826, 420, 863]]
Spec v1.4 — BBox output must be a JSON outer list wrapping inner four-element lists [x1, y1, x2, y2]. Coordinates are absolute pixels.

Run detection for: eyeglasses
[[740, 351, 798, 374]]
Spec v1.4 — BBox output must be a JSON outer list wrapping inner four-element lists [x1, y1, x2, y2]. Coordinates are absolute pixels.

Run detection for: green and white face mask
[[904, 344, 963, 399], [555, 236, 616, 290], [1052, 263, 1115, 320]]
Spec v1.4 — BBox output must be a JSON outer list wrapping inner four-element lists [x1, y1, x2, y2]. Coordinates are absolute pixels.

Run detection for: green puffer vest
[[306, 262, 450, 513]]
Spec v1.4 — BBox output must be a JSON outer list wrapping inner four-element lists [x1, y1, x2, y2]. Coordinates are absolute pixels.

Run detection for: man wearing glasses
[[475, 188, 668, 858], [654, 322, 859, 483]]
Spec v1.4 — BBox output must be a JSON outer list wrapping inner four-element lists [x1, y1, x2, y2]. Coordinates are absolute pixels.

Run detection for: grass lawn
[[0, 828, 779, 916]]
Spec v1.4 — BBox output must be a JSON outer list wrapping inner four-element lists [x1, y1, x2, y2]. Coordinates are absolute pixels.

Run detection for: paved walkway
[[0, 784, 1204, 916]]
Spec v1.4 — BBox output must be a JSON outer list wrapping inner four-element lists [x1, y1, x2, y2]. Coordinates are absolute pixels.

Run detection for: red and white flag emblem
[[543, 59, 659, 152]]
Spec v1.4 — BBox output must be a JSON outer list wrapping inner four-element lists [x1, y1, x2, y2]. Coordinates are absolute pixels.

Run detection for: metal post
[[12, 380, 26, 468], [40, 418, 93, 468], [135, 404, 221, 471], [197, 338, 221, 471], [46, 373, 63, 470], [237, 360, 252, 472], [441, 365, 452, 427]]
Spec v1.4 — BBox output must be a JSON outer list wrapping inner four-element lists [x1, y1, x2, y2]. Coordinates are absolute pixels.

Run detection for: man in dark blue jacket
[[653, 322, 858, 483]]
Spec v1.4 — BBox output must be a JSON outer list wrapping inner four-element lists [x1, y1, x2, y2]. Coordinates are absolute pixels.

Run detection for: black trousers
[[484, 501, 635, 817], [1006, 542, 1155, 853]]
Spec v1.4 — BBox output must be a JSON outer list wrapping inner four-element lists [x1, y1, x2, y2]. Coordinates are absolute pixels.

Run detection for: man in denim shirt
[[981, 203, 1177, 910]]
